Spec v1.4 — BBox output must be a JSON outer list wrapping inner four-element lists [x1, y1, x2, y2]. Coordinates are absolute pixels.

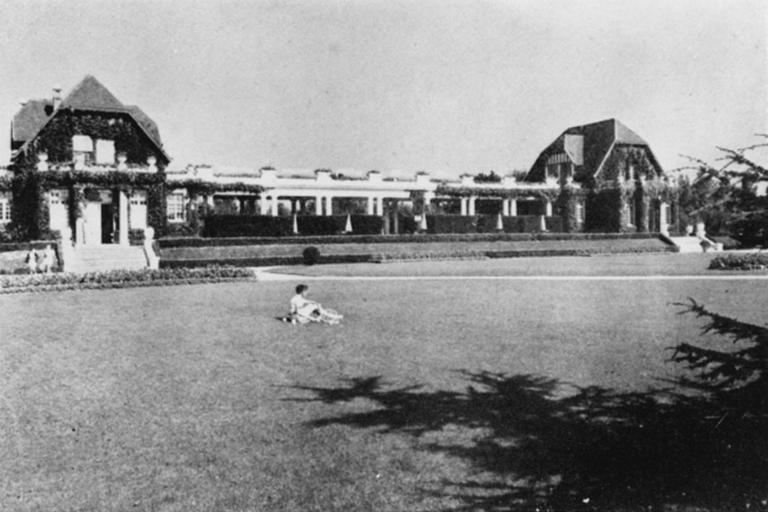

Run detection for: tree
[[680, 136, 768, 246]]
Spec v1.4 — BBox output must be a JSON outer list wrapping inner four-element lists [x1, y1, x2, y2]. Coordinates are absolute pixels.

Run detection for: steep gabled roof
[[61, 75, 124, 111], [11, 99, 52, 148], [11, 75, 168, 163], [526, 118, 660, 181]]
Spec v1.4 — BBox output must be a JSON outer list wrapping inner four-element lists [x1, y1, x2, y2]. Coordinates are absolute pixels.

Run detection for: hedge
[[426, 215, 477, 234], [708, 252, 768, 271], [159, 232, 665, 248], [296, 215, 347, 236], [349, 215, 384, 235], [160, 254, 376, 268], [0, 240, 61, 253], [202, 215, 293, 237], [0, 266, 255, 293]]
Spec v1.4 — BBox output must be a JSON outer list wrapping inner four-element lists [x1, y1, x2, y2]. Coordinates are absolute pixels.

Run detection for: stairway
[[66, 245, 149, 273], [668, 236, 722, 253]]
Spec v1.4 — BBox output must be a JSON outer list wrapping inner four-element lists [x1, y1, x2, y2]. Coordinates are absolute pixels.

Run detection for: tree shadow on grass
[[289, 302, 768, 511]]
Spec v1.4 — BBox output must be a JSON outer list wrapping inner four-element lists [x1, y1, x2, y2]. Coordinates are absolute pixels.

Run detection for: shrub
[[303, 246, 321, 265], [708, 252, 768, 271], [0, 265, 255, 293], [350, 215, 384, 235], [427, 215, 477, 234], [202, 215, 293, 237], [159, 231, 662, 248], [296, 216, 347, 235], [545, 216, 564, 232], [476, 214, 503, 233]]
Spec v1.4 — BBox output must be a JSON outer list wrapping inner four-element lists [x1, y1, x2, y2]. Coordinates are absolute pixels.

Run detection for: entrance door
[[101, 204, 114, 244], [84, 201, 102, 245]]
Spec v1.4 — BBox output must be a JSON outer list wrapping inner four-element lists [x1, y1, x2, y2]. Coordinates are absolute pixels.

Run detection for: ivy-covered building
[[4, 77, 677, 243], [8, 75, 170, 244], [525, 118, 677, 233]]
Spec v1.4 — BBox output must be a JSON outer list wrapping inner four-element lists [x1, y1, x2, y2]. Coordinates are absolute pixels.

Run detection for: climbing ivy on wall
[[556, 186, 587, 233], [598, 146, 658, 183], [9, 170, 168, 240], [10, 172, 51, 240], [16, 111, 165, 167]]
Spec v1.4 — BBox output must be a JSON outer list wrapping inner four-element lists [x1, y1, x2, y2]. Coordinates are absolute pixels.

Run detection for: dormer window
[[72, 135, 94, 165], [545, 153, 571, 181], [95, 139, 115, 165], [71, 135, 115, 166]]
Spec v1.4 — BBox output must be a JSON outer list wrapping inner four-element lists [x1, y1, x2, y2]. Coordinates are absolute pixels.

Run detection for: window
[[575, 201, 584, 224], [627, 201, 636, 227], [95, 139, 115, 165], [72, 135, 94, 165], [167, 192, 186, 222], [0, 194, 11, 223], [130, 191, 148, 229]]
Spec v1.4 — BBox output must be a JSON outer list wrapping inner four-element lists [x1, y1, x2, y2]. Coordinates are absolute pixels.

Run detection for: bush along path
[[0, 266, 256, 294], [709, 252, 768, 271]]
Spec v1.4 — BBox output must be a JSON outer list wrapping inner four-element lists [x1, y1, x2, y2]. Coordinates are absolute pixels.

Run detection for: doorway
[[101, 204, 114, 243]]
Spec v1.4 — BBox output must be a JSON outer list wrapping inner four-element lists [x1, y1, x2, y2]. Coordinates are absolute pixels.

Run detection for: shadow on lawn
[[290, 301, 768, 511]]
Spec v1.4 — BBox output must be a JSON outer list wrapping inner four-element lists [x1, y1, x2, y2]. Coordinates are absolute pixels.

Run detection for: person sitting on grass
[[284, 284, 343, 325]]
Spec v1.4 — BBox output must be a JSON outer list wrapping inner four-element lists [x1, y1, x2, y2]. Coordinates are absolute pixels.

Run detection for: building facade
[[4, 76, 677, 242], [8, 75, 170, 244]]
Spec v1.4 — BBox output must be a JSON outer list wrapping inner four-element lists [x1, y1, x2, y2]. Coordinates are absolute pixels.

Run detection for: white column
[[367, 196, 375, 215], [460, 198, 468, 216], [75, 218, 85, 246], [509, 198, 518, 216], [324, 196, 333, 216], [374, 196, 383, 216], [659, 201, 668, 234], [502, 199, 510, 216], [315, 196, 323, 215], [545, 199, 553, 217], [468, 196, 477, 216], [271, 195, 279, 217], [259, 195, 269, 215], [118, 190, 129, 246]]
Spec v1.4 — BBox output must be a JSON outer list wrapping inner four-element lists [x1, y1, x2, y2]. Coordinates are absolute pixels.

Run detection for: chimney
[[52, 86, 62, 110]]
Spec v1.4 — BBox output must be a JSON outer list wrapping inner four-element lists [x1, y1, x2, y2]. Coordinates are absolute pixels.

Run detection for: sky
[[1, 0, 766, 178]]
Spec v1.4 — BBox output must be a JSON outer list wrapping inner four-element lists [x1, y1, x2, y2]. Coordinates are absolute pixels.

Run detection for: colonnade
[[210, 192, 557, 218]]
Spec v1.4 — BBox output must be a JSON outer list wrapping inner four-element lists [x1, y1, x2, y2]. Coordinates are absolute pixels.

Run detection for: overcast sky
[[1, 0, 765, 177]]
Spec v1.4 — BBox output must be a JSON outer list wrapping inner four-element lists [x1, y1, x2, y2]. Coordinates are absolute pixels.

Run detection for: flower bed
[[0, 266, 256, 294], [708, 252, 768, 271]]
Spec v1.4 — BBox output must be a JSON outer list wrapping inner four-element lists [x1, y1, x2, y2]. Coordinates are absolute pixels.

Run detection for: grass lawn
[[1, 257, 767, 511], [276, 252, 756, 278]]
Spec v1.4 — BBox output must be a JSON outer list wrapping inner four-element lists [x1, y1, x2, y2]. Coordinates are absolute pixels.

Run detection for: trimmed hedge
[[708, 252, 768, 271], [350, 215, 384, 235], [159, 231, 665, 248], [202, 215, 293, 237], [297, 215, 347, 235], [0, 265, 255, 293], [0, 240, 60, 253], [160, 254, 375, 269], [426, 215, 477, 234]]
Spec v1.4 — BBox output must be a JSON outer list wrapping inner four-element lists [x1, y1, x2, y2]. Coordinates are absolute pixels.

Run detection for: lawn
[[1, 257, 767, 511]]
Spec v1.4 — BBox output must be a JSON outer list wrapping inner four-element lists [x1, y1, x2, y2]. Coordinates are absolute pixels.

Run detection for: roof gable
[[11, 76, 169, 163], [61, 75, 124, 111], [526, 118, 660, 182], [11, 99, 51, 146]]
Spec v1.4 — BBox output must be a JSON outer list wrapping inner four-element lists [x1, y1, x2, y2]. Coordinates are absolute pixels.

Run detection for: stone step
[[669, 236, 722, 253], [68, 245, 149, 272]]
